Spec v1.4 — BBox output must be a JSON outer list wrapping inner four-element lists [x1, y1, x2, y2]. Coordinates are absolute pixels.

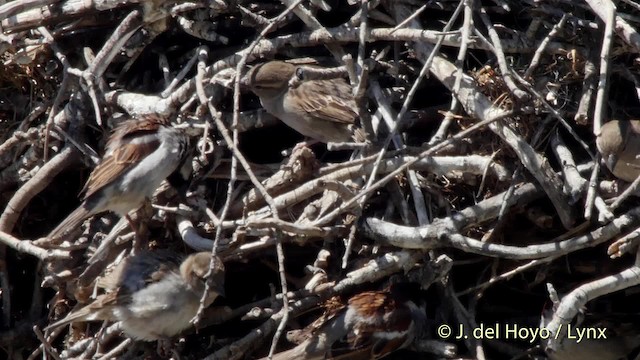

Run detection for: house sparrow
[[46, 251, 225, 341], [596, 120, 640, 182], [48, 115, 190, 241], [242, 61, 363, 144], [263, 282, 425, 360]]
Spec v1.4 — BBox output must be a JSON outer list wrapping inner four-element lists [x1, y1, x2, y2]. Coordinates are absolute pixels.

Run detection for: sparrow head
[[597, 120, 626, 157], [242, 61, 296, 100], [181, 252, 226, 304], [597, 120, 628, 173]]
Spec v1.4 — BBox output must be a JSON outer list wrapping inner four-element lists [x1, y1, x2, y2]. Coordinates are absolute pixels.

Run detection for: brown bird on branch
[[596, 119, 640, 182], [46, 251, 225, 341], [241, 60, 365, 145], [262, 282, 425, 360], [47, 115, 190, 242]]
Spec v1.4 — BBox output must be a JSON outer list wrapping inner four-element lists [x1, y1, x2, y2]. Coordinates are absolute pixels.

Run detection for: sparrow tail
[[258, 342, 325, 360], [48, 204, 93, 242], [45, 306, 107, 332]]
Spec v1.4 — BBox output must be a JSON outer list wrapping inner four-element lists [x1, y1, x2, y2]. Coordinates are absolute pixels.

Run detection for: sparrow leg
[[156, 337, 178, 359], [127, 200, 153, 255], [296, 139, 319, 151], [125, 214, 141, 255], [284, 139, 319, 156]]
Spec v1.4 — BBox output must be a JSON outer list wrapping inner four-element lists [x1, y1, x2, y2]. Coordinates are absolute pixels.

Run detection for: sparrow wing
[[292, 80, 358, 125], [104, 115, 169, 152], [114, 251, 182, 298], [289, 296, 348, 345], [46, 253, 182, 332], [82, 140, 158, 200], [82, 116, 169, 200]]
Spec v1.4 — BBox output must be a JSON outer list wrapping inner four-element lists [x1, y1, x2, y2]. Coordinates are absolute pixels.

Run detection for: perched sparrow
[[264, 282, 425, 360], [242, 61, 363, 144], [46, 251, 225, 341], [596, 120, 640, 182], [48, 115, 189, 241]]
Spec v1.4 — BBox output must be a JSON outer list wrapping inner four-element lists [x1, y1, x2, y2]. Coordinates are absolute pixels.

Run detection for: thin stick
[[592, 2, 616, 135], [32, 326, 61, 360]]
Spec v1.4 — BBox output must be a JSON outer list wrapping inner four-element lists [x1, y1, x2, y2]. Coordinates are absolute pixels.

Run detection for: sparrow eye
[[295, 67, 305, 81]]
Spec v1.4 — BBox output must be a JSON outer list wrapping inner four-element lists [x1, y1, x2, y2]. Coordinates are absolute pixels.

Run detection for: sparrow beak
[[604, 154, 618, 172]]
